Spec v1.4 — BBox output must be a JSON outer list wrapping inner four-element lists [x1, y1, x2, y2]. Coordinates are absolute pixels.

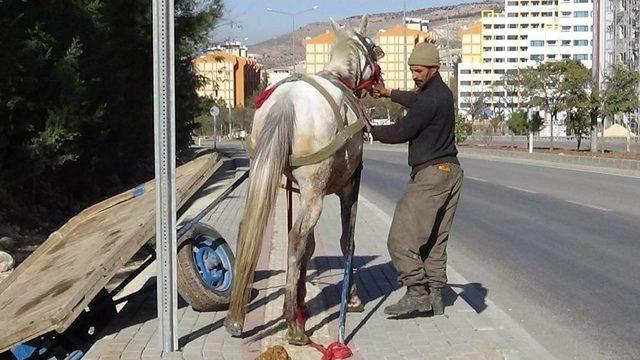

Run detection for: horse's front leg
[[285, 192, 323, 345], [337, 165, 364, 312]]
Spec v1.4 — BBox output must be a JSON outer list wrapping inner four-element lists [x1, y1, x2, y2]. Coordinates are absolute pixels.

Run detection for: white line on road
[[565, 200, 611, 212], [466, 176, 488, 182], [506, 186, 538, 194]]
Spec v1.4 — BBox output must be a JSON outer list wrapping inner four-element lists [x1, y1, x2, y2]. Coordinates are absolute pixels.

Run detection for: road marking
[[506, 186, 538, 194], [467, 176, 488, 182], [565, 200, 611, 212]]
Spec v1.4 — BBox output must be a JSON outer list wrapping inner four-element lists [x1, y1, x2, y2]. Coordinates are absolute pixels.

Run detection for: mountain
[[249, 0, 503, 68]]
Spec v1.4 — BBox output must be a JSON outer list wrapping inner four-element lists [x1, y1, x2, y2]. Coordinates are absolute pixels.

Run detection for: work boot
[[429, 287, 444, 315], [384, 285, 432, 316]]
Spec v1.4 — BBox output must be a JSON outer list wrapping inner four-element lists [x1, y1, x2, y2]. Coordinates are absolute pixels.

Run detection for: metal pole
[[228, 105, 232, 139], [213, 115, 217, 150], [403, 0, 408, 90], [152, 0, 178, 352], [592, 0, 602, 152], [291, 15, 295, 67]]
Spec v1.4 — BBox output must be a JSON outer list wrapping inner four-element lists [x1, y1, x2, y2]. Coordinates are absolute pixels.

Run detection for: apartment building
[[457, 0, 594, 134], [377, 26, 438, 90], [193, 52, 262, 108], [302, 19, 438, 90], [303, 31, 335, 75]]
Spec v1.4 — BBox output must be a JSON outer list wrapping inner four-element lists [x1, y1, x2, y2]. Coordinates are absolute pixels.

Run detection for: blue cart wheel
[[177, 223, 235, 311], [192, 234, 233, 292]]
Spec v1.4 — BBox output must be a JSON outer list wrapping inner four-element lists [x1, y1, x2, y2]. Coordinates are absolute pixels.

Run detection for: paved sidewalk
[[84, 143, 553, 359]]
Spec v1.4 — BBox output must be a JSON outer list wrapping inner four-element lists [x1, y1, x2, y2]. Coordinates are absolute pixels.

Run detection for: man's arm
[[370, 96, 436, 144], [389, 89, 418, 108]]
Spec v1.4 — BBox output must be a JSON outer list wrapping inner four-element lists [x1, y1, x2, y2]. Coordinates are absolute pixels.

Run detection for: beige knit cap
[[408, 42, 440, 67]]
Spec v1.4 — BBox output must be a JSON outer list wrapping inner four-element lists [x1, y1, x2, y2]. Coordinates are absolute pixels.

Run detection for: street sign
[[210, 106, 220, 117], [483, 107, 494, 117]]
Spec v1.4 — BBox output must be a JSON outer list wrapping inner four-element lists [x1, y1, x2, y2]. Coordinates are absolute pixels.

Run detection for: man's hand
[[373, 83, 392, 99]]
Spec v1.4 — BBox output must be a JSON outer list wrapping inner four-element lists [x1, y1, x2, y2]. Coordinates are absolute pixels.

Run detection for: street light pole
[[267, 5, 319, 69], [403, 0, 408, 90]]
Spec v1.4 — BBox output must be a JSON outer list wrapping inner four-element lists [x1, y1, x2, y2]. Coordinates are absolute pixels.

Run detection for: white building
[[457, 0, 595, 135]]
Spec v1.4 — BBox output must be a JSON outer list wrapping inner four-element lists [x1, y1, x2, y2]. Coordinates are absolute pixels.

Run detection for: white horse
[[224, 14, 383, 345]]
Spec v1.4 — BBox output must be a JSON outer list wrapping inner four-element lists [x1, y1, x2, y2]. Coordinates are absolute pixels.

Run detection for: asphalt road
[[360, 145, 640, 360]]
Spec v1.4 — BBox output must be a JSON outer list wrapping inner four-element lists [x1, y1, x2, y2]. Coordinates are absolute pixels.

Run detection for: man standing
[[369, 42, 463, 317]]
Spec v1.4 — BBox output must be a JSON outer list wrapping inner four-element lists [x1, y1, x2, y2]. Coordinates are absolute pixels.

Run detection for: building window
[[495, 24, 506, 29], [508, 24, 517, 28], [530, 54, 544, 61], [562, 54, 571, 59], [574, 11, 589, 17], [483, 24, 492, 29], [547, 40, 557, 46], [507, 46, 517, 51], [461, 69, 471, 74], [495, 35, 505, 40], [562, 40, 571, 45], [461, 81, 471, 85], [494, 69, 506, 74], [562, 26, 571, 32], [484, 35, 492, 40], [484, 69, 492, 74], [547, 54, 556, 59], [507, 12, 518, 17], [495, 58, 505, 63], [507, 35, 518, 40], [495, 46, 505, 51], [574, 39, 589, 46], [574, 0, 589, 3], [574, 25, 588, 32], [508, 58, 518, 62], [483, 47, 492, 51], [574, 54, 588, 60], [541, 12, 553, 16], [530, 40, 544, 46]]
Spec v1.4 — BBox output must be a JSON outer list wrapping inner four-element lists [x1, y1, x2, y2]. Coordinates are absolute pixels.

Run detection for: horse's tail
[[225, 97, 295, 334]]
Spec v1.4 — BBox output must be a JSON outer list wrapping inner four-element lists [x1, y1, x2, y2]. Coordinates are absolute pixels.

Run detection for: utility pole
[[267, 5, 319, 68], [591, 0, 603, 152], [403, 0, 408, 90]]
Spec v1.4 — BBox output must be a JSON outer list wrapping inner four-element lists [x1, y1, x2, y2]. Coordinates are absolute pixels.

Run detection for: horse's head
[[328, 14, 385, 97]]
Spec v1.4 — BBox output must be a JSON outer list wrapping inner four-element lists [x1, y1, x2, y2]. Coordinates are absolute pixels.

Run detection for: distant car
[[232, 130, 247, 140]]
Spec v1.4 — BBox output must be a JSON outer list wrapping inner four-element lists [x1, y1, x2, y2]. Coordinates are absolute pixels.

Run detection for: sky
[[215, 0, 487, 45]]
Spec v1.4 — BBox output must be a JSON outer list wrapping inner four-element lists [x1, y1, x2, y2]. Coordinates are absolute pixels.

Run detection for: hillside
[[250, 0, 503, 68]]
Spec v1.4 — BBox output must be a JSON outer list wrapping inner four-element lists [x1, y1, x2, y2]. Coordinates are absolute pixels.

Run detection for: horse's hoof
[[224, 319, 243, 337], [347, 302, 365, 312], [287, 333, 310, 346]]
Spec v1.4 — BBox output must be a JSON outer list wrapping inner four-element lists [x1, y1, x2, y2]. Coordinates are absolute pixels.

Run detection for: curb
[[458, 147, 640, 172]]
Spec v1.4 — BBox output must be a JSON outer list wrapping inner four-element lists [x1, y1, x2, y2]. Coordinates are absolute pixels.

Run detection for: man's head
[[408, 42, 440, 88]]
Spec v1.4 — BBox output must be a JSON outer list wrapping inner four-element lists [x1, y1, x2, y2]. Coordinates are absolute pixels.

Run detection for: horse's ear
[[330, 18, 343, 36], [358, 14, 369, 34]]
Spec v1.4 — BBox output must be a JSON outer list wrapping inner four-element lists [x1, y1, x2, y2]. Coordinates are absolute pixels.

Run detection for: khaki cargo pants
[[387, 163, 464, 289]]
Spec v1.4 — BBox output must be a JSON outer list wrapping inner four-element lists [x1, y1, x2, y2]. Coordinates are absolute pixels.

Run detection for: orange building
[[376, 26, 438, 90], [193, 52, 262, 108], [301, 26, 438, 90], [302, 31, 336, 75]]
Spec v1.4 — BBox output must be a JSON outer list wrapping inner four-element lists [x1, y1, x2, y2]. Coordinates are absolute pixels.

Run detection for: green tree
[[0, 0, 223, 224], [601, 64, 640, 119], [556, 60, 592, 150], [520, 62, 565, 148], [455, 112, 472, 144], [507, 110, 528, 135]]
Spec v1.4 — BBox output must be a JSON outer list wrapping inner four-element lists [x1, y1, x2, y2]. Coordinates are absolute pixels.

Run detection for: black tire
[[177, 223, 235, 311]]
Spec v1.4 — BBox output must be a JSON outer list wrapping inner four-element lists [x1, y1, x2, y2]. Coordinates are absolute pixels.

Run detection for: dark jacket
[[370, 72, 458, 175]]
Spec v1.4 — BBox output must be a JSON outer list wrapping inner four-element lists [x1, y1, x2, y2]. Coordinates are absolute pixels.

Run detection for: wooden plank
[[0, 153, 222, 352]]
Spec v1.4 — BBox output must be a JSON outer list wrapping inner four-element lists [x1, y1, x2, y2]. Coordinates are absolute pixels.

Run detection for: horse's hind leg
[[297, 231, 316, 311], [337, 165, 365, 312], [285, 191, 323, 345]]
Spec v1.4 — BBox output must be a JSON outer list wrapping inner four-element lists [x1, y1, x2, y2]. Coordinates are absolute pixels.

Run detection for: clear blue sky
[[216, 0, 485, 44]]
